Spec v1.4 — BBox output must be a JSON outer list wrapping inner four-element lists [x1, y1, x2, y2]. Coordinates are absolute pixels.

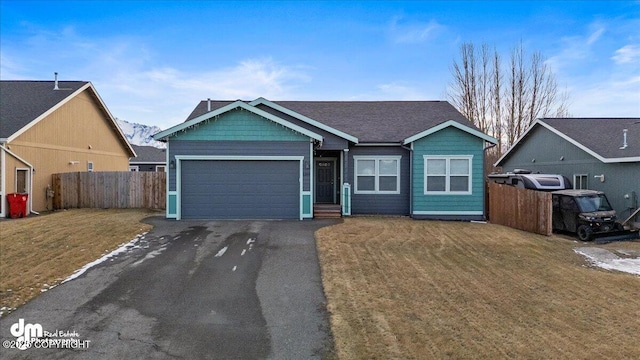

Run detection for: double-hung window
[[354, 156, 401, 194], [424, 155, 472, 194], [573, 174, 588, 189]]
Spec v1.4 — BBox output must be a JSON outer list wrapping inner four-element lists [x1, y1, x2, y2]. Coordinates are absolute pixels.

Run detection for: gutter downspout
[[401, 143, 413, 218], [0, 144, 36, 216], [483, 143, 498, 221]]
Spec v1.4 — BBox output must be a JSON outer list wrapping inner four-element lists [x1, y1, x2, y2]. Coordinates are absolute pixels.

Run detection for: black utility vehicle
[[552, 190, 622, 241]]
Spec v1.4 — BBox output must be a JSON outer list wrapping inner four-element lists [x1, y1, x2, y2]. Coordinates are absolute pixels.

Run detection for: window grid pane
[[357, 160, 376, 175], [426, 176, 446, 191], [357, 176, 375, 191], [379, 159, 398, 175], [426, 159, 446, 175], [450, 176, 469, 192], [379, 176, 398, 191], [450, 159, 469, 175]]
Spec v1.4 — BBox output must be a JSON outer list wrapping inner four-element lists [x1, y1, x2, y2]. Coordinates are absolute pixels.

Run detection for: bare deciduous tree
[[448, 42, 570, 155]]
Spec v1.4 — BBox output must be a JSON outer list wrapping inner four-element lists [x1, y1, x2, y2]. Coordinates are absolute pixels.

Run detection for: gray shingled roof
[[130, 144, 166, 162], [541, 118, 640, 159], [0, 81, 88, 138], [185, 100, 476, 143]]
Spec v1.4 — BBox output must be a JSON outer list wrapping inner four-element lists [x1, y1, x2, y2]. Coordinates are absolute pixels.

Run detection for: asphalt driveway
[[0, 217, 337, 359]]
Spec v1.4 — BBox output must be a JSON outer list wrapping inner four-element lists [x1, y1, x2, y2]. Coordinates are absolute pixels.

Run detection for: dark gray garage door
[[181, 160, 300, 219]]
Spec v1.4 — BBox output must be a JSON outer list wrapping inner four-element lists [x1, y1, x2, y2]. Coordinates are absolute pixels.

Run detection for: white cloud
[[0, 26, 312, 129], [545, 23, 606, 72], [98, 57, 312, 128], [566, 75, 640, 117], [388, 16, 443, 44], [376, 82, 427, 99], [612, 44, 640, 64], [586, 24, 605, 45]]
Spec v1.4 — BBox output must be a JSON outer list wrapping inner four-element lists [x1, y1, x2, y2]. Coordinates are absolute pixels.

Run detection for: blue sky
[[1, 1, 638, 129]]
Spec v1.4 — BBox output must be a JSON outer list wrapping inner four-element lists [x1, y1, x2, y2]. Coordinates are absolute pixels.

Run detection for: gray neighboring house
[[153, 98, 497, 220], [495, 118, 640, 221], [129, 144, 166, 172]]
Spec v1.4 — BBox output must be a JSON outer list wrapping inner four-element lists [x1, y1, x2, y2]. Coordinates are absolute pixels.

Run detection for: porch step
[[314, 204, 342, 219]]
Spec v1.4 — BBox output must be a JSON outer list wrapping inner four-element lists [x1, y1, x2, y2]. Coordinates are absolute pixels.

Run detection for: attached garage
[[177, 156, 303, 220]]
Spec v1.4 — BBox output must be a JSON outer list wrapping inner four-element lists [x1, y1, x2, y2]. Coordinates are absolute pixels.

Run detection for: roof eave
[[4, 82, 137, 158], [87, 82, 137, 158], [403, 120, 498, 145], [153, 100, 324, 142], [249, 97, 359, 143], [495, 119, 640, 167]]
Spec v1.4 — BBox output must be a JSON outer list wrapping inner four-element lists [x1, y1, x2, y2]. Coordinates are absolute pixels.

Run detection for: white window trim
[[129, 165, 139, 171], [423, 155, 473, 195], [87, 161, 94, 172], [353, 155, 401, 194], [573, 174, 588, 190], [156, 165, 166, 172]]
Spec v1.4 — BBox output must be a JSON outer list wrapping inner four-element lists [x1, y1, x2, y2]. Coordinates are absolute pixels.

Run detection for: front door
[[315, 160, 335, 203]]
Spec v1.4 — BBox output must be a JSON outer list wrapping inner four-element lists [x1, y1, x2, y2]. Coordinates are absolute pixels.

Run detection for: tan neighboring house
[[0, 79, 136, 216]]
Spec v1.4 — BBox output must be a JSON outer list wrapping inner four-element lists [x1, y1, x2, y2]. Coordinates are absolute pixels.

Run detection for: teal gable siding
[[412, 126, 485, 217], [171, 108, 308, 141]]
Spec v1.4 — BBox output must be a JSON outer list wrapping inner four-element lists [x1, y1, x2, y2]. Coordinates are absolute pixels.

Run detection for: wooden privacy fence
[[52, 171, 166, 210], [488, 182, 552, 236]]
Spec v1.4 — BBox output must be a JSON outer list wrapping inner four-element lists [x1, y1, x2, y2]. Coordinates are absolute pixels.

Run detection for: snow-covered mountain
[[116, 119, 166, 149]]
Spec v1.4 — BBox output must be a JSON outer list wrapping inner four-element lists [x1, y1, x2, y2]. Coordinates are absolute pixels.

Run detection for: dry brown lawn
[[316, 218, 640, 359], [0, 209, 155, 314]]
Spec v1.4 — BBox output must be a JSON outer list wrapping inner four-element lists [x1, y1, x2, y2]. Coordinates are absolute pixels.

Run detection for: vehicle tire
[[614, 223, 625, 232], [577, 225, 594, 241]]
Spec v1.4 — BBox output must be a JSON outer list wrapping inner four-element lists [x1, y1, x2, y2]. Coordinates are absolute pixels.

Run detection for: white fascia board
[[0, 144, 34, 168], [495, 120, 640, 166], [412, 211, 483, 215], [249, 97, 359, 143], [354, 142, 402, 146], [537, 120, 640, 163], [87, 83, 137, 157], [601, 156, 640, 163], [175, 155, 304, 161], [153, 101, 323, 142], [494, 120, 540, 166], [129, 161, 166, 164], [7, 84, 89, 142], [6, 83, 136, 158], [403, 120, 498, 145]]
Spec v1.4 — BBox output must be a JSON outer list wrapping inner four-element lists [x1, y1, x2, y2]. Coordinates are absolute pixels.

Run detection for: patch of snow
[[232, 266, 237, 272], [0, 306, 16, 318], [241, 249, 246, 256], [132, 245, 168, 266], [116, 119, 165, 148], [62, 232, 148, 284], [246, 238, 255, 245], [574, 248, 640, 276], [215, 246, 228, 257]]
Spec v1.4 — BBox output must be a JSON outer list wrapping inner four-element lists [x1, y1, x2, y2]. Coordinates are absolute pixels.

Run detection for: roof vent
[[620, 129, 628, 150], [53, 72, 59, 90], [207, 98, 211, 112]]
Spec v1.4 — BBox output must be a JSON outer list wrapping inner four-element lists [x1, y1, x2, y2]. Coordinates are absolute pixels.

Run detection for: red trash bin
[[7, 193, 29, 219]]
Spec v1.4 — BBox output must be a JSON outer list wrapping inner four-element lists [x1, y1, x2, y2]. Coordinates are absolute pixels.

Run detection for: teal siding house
[[153, 98, 497, 220]]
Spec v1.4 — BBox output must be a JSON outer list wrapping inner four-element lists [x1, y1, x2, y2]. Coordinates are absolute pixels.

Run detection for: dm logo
[[10, 319, 43, 350]]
